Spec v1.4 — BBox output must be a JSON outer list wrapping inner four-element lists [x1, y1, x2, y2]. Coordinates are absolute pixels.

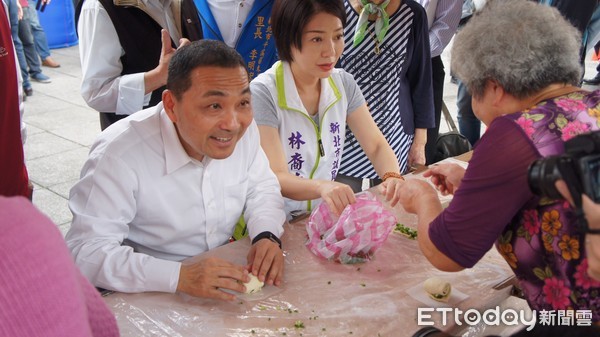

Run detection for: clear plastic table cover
[[104, 160, 516, 337]]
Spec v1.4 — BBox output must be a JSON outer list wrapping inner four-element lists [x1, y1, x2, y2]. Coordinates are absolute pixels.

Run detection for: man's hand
[[247, 239, 284, 286], [423, 163, 466, 196], [176, 256, 249, 301], [145, 30, 191, 93]]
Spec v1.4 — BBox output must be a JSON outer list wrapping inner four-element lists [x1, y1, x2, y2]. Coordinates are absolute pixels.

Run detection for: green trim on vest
[[232, 214, 248, 240]]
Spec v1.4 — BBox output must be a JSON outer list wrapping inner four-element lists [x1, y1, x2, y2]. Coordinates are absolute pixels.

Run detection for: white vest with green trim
[[255, 61, 350, 216]]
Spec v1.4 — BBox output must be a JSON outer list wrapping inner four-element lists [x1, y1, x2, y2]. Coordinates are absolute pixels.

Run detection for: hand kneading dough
[[423, 277, 452, 302], [243, 274, 264, 294]]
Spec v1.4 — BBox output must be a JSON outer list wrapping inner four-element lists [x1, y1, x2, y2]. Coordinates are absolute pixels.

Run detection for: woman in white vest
[[251, 0, 403, 218]]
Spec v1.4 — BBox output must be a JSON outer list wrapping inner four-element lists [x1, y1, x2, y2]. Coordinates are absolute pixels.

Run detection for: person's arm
[[144, 30, 190, 98], [423, 162, 466, 196], [242, 122, 286, 285], [67, 148, 251, 300], [176, 256, 250, 301], [251, 79, 356, 216], [347, 103, 404, 199], [258, 124, 356, 215], [409, 128, 427, 166], [428, 0, 462, 57], [66, 152, 182, 293], [243, 123, 285, 239], [391, 118, 539, 271], [78, 2, 186, 115], [339, 71, 402, 178], [387, 178, 462, 271], [407, 4, 435, 165], [78, 0, 147, 115]]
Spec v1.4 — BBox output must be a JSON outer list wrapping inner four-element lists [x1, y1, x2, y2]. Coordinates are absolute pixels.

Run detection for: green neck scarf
[[353, 0, 391, 47]]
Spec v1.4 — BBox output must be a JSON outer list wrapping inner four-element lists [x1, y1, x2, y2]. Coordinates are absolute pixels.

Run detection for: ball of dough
[[423, 277, 452, 302], [243, 274, 265, 294]]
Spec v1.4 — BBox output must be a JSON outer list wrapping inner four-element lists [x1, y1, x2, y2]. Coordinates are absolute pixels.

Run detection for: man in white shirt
[[66, 40, 286, 301], [76, 0, 202, 130]]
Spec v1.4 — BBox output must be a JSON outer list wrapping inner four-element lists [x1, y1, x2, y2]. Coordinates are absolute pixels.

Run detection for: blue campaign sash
[[194, 0, 278, 79]]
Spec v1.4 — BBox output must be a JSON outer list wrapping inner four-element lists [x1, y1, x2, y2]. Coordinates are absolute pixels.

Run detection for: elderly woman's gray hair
[[451, 0, 582, 99]]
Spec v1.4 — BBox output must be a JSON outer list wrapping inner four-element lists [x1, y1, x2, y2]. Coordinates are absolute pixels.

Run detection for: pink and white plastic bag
[[305, 192, 397, 264]]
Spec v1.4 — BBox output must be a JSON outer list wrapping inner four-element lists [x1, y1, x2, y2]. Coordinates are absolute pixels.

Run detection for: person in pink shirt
[[0, 196, 120, 337]]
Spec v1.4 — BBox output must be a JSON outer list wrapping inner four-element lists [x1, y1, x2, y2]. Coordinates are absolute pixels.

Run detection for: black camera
[[528, 130, 600, 204]]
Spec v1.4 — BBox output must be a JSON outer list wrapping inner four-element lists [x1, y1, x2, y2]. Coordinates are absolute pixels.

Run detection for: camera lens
[[527, 156, 565, 200]]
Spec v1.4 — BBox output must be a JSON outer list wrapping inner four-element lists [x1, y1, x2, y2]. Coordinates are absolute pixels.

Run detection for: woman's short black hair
[[271, 0, 346, 62]]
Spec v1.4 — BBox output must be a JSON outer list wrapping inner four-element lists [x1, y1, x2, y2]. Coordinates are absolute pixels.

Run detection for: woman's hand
[[382, 178, 438, 213], [408, 142, 426, 167], [408, 128, 427, 167], [423, 163, 466, 195], [316, 180, 356, 216], [380, 177, 404, 207]]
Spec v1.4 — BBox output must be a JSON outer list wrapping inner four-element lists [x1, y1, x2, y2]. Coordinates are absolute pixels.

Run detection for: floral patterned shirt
[[429, 90, 600, 319]]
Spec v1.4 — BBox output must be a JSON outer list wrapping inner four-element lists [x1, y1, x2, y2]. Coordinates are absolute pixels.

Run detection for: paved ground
[[24, 45, 99, 236], [23, 44, 599, 235]]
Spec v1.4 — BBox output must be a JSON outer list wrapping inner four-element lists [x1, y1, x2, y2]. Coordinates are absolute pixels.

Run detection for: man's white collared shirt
[[66, 103, 285, 293]]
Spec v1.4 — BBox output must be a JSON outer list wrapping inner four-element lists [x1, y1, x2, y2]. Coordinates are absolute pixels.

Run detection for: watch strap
[[252, 231, 282, 249]]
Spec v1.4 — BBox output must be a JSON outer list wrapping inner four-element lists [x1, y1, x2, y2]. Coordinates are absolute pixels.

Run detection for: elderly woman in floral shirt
[[385, 0, 600, 319]]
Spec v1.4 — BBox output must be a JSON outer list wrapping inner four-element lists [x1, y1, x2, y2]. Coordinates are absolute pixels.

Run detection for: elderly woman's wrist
[[416, 193, 443, 213]]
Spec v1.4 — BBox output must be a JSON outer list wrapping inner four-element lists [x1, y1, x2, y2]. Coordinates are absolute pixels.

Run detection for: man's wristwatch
[[252, 231, 282, 249]]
